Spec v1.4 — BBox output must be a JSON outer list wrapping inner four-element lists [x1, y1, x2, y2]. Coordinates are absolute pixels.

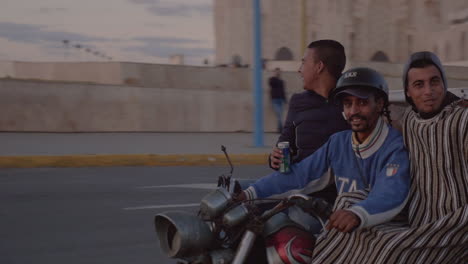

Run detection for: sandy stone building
[[214, 0, 468, 67]]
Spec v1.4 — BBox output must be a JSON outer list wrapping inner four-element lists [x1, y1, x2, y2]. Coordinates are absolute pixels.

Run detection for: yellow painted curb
[[0, 153, 270, 168]]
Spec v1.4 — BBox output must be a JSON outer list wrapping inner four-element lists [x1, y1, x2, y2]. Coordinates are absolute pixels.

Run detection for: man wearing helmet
[[239, 67, 410, 232], [310, 52, 467, 264]]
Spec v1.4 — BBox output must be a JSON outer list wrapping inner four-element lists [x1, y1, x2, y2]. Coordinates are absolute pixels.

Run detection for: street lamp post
[[252, 0, 264, 147]]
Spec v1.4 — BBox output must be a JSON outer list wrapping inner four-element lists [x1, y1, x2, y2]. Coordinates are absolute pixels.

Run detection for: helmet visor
[[334, 87, 374, 101]]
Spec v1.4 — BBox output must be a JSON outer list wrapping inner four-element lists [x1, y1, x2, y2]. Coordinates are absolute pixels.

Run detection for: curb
[[0, 153, 269, 168]]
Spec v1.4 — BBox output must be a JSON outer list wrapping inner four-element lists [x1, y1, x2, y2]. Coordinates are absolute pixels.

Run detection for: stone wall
[[213, 0, 468, 65], [2, 61, 123, 85], [0, 62, 466, 132], [0, 74, 295, 132], [2, 60, 468, 92]]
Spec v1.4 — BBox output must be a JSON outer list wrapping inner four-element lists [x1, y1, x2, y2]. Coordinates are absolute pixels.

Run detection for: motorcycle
[[154, 146, 332, 264]]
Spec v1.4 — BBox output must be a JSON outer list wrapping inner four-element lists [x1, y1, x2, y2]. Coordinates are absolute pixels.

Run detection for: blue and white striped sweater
[[247, 118, 410, 228]]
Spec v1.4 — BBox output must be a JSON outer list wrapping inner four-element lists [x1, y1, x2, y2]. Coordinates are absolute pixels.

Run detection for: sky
[[0, 0, 214, 65]]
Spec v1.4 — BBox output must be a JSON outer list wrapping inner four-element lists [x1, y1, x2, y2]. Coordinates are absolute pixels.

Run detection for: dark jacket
[[273, 90, 350, 203], [274, 91, 350, 204], [278, 90, 349, 163], [268, 91, 350, 204]]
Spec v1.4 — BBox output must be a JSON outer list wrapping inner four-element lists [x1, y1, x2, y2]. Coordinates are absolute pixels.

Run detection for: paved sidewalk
[[0, 132, 279, 168]]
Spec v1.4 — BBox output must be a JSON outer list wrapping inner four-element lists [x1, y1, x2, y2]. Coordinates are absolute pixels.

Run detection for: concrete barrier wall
[[0, 61, 15, 77], [120, 63, 252, 90], [0, 77, 420, 133], [4, 61, 124, 85], [0, 62, 305, 132], [0, 61, 304, 91], [0, 79, 283, 132], [0, 61, 467, 132], [2, 60, 467, 90]]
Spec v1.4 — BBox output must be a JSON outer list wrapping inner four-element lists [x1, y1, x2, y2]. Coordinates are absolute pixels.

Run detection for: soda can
[[277, 141, 290, 173]]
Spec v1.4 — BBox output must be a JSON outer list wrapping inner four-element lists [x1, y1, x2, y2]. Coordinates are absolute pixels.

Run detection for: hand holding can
[[277, 142, 290, 173], [269, 147, 283, 169]]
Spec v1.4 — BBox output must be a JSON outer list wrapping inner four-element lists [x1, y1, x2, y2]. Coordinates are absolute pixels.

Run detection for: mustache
[[348, 114, 367, 121]]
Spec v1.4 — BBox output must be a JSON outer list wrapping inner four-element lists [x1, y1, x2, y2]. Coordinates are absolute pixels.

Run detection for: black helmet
[[331, 67, 389, 103]]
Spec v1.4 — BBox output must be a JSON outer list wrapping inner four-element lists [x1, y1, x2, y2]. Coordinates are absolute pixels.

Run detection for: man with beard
[[239, 67, 410, 233], [310, 52, 467, 264]]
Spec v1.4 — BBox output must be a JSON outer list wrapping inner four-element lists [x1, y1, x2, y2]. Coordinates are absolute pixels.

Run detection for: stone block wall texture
[[0, 79, 260, 132], [0, 61, 466, 132], [214, 0, 468, 66]]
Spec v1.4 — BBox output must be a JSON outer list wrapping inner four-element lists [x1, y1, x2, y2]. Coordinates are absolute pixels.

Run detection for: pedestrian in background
[[269, 67, 287, 133]]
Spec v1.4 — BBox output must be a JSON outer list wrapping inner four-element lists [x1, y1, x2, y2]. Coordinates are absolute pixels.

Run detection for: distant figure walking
[[269, 68, 287, 132]]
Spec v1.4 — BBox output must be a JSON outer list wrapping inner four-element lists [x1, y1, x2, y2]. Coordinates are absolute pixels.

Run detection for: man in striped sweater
[[311, 52, 467, 263]]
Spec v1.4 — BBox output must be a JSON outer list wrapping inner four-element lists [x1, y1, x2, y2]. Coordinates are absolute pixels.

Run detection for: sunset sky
[[0, 0, 214, 65]]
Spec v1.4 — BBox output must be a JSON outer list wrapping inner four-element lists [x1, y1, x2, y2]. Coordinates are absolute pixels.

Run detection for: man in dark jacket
[[269, 39, 349, 204], [268, 68, 287, 132]]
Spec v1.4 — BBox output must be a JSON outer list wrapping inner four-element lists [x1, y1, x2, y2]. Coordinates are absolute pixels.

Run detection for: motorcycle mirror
[[221, 145, 234, 175], [218, 145, 235, 192]]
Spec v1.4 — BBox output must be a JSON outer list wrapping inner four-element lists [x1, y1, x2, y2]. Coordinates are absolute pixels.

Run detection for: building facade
[[214, 0, 468, 66]]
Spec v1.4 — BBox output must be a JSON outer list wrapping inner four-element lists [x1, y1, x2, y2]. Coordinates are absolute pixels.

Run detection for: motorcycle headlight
[[199, 188, 232, 218], [154, 211, 213, 258]]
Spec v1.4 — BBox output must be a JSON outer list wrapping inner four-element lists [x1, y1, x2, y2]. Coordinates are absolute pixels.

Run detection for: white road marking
[[123, 203, 200, 210], [126, 183, 217, 210], [138, 183, 217, 189]]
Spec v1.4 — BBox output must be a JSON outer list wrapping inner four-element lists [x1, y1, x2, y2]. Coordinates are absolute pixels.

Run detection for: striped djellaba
[[310, 100, 467, 264]]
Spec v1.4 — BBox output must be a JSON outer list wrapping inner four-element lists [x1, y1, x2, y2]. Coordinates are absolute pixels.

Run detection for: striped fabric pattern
[[351, 117, 385, 155], [403, 101, 468, 227], [310, 101, 468, 264]]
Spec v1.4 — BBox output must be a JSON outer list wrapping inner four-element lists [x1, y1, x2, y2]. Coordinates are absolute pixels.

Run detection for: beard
[[348, 114, 371, 133]]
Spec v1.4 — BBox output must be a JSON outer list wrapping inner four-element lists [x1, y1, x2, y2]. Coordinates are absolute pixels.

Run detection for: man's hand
[[233, 191, 247, 202], [269, 147, 283, 169], [326, 209, 361, 233]]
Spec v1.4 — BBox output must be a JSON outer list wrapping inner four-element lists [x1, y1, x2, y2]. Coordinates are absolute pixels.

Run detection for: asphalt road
[[0, 165, 271, 264]]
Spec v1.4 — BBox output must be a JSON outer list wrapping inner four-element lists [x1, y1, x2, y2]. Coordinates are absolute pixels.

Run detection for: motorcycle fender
[[263, 213, 315, 264]]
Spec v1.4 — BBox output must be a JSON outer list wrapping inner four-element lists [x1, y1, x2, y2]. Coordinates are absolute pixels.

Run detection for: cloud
[[125, 36, 213, 58], [134, 36, 202, 45], [127, 0, 211, 17], [38, 7, 68, 14], [0, 22, 109, 44], [147, 4, 211, 16], [128, 0, 160, 4]]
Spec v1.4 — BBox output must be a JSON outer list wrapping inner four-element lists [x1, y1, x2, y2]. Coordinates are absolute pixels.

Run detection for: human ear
[[405, 89, 411, 98], [317, 61, 325, 73], [376, 97, 385, 112]]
